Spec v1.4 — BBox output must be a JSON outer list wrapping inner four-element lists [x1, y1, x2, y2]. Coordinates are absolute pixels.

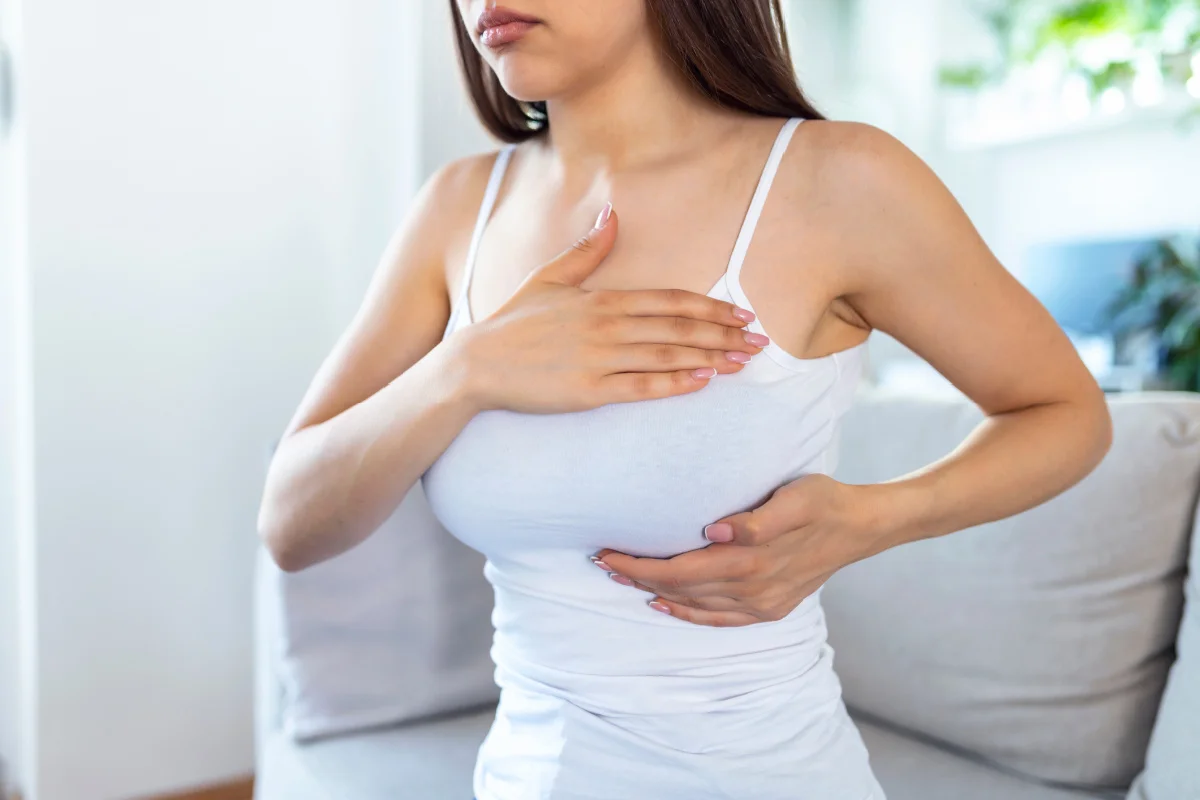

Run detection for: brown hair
[[449, 0, 825, 143]]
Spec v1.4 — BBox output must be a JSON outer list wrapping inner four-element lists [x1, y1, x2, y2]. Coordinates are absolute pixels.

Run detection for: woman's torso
[[422, 117, 882, 800]]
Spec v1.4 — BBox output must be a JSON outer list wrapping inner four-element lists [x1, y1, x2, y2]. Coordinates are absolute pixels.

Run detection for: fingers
[[596, 368, 719, 403], [605, 344, 751, 375], [605, 316, 767, 355], [591, 548, 821, 627], [706, 483, 812, 547], [593, 556, 752, 623], [597, 288, 756, 328], [643, 598, 760, 627], [594, 545, 750, 589], [644, 572, 834, 627], [610, 573, 739, 609], [535, 203, 618, 287]]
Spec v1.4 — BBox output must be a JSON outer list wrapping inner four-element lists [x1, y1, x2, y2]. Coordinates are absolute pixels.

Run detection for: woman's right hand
[[451, 205, 768, 414]]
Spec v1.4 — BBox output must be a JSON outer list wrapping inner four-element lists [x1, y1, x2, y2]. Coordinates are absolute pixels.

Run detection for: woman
[[258, 1, 1113, 797]]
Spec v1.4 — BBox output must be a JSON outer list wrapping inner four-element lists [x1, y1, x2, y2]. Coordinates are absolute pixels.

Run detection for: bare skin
[[258, 0, 1112, 627]]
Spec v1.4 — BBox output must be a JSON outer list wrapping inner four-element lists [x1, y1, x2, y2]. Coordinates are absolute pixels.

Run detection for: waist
[[484, 556, 833, 718]]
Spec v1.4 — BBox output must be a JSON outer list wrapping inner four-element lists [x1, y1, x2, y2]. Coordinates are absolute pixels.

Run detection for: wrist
[[847, 478, 937, 558], [436, 326, 497, 414]]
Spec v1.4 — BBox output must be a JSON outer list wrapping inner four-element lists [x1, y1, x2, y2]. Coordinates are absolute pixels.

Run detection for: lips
[[476, 6, 541, 48]]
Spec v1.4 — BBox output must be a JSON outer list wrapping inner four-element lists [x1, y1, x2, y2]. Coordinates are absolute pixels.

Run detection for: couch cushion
[[825, 391, 1200, 789], [264, 485, 498, 741], [256, 705, 496, 800], [857, 717, 1119, 800], [1128, 480, 1200, 800], [257, 704, 1118, 800]]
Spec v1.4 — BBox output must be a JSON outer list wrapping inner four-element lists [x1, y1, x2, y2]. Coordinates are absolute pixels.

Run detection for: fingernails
[[609, 574, 634, 587], [732, 307, 756, 323], [593, 202, 613, 230], [649, 601, 672, 615], [692, 367, 717, 380], [592, 559, 614, 572], [744, 332, 770, 348], [704, 523, 734, 542], [725, 351, 752, 364]]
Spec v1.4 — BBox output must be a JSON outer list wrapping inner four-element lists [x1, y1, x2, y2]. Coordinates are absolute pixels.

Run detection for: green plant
[[940, 0, 1200, 103], [1105, 236, 1200, 391]]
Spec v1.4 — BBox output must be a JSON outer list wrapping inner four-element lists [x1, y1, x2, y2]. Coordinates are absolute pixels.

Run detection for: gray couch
[[255, 391, 1200, 800]]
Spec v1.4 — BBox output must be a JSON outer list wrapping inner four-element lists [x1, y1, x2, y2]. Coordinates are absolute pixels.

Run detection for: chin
[[487, 55, 570, 103]]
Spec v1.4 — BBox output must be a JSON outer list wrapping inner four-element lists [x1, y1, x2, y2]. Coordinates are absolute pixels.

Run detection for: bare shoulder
[[425, 149, 508, 208], [781, 120, 982, 290], [339, 147, 513, 332], [786, 120, 943, 214], [416, 149, 510, 254], [381, 148, 513, 299]]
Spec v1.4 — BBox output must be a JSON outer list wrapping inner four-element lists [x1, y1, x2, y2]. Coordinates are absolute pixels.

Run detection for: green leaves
[[938, 65, 999, 88], [1087, 60, 1138, 93], [1035, 1, 1131, 52], [938, 0, 1200, 102], [1105, 237, 1200, 391]]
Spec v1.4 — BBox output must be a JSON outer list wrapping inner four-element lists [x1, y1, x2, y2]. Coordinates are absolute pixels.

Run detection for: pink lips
[[476, 6, 541, 48]]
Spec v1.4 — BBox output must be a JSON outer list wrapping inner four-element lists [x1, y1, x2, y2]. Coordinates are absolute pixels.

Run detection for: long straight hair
[[449, 0, 825, 143]]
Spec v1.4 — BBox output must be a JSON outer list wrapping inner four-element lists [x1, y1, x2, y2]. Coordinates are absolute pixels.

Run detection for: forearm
[[856, 393, 1113, 556], [258, 338, 480, 571]]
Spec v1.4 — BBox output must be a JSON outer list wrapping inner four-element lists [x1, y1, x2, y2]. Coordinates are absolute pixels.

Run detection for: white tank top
[[423, 118, 884, 800]]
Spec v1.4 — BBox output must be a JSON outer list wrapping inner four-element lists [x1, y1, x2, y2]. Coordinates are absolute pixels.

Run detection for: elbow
[[266, 540, 312, 575], [257, 501, 316, 574], [1098, 398, 1114, 456], [1084, 387, 1115, 473], [257, 445, 324, 574]]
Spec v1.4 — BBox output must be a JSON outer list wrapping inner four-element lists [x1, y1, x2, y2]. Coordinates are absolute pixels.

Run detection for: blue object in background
[[1019, 237, 1158, 336]]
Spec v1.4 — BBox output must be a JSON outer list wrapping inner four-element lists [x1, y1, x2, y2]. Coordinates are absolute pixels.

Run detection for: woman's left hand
[[592, 474, 898, 627]]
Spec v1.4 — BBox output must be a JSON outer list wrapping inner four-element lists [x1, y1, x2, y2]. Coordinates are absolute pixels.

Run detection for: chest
[[421, 357, 843, 561], [466, 171, 753, 320], [450, 158, 842, 358]]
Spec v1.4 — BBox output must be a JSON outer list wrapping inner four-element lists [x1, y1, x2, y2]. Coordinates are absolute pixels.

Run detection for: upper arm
[[811, 122, 1102, 415], [281, 151, 501, 439]]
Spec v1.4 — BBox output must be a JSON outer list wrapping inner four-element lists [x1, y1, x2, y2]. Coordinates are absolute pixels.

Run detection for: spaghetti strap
[[452, 145, 516, 325], [717, 118, 803, 329]]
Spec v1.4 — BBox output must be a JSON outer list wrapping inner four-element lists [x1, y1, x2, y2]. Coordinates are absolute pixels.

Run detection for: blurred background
[[0, 1, 1197, 799]]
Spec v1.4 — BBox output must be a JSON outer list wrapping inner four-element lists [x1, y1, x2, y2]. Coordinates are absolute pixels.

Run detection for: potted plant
[[1105, 236, 1200, 392]]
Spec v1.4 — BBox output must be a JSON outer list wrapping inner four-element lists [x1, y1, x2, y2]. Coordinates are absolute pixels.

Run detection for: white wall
[[0, 34, 17, 791], [15, 1, 420, 798], [0, 0, 32, 793], [785, 0, 851, 118], [419, 0, 495, 182], [329, 3, 424, 327]]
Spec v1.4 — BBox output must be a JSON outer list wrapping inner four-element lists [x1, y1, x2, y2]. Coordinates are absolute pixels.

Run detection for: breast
[[422, 356, 847, 563]]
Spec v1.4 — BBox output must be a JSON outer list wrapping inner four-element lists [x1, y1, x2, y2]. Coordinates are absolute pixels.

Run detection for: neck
[[543, 37, 733, 173]]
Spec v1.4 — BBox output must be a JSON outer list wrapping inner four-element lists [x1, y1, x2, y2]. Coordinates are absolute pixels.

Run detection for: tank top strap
[[453, 144, 517, 324], [718, 117, 804, 325]]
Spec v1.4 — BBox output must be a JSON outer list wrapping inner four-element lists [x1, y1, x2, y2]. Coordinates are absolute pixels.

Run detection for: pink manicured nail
[[593, 202, 613, 230], [593, 559, 614, 572], [649, 601, 672, 615], [732, 307, 756, 323], [744, 332, 770, 348], [725, 351, 751, 364], [704, 523, 734, 542], [610, 574, 634, 586], [692, 367, 717, 380]]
